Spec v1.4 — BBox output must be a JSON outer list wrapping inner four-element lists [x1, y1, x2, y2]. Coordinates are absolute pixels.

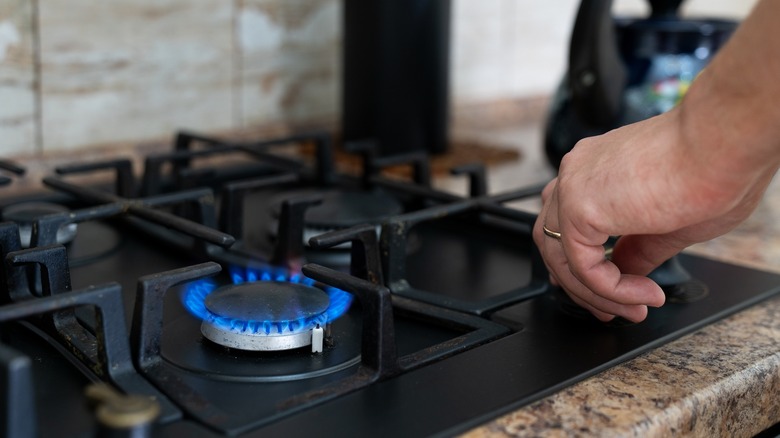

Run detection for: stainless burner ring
[[201, 323, 315, 351], [199, 281, 330, 351]]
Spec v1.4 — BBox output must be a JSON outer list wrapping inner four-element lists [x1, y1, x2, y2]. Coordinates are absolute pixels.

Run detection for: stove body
[[0, 132, 778, 438]]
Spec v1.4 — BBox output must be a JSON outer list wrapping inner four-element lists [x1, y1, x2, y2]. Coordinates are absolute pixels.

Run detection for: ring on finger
[[543, 224, 562, 240]]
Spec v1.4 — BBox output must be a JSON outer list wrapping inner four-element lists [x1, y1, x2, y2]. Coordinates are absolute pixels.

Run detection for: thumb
[[610, 234, 691, 277]]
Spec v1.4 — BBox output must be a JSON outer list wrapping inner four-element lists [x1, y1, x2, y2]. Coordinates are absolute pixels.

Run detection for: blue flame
[[182, 266, 352, 336]]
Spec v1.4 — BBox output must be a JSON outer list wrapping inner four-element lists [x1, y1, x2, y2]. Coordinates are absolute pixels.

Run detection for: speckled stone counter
[[449, 111, 780, 438], [463, 295, 780, 437]]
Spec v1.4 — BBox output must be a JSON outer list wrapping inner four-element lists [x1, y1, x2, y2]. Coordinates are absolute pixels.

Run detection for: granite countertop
[[443, 108, 780, 437]]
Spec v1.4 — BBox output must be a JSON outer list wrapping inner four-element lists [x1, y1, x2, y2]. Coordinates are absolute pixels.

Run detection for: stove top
[[0, 131, 777, 438]]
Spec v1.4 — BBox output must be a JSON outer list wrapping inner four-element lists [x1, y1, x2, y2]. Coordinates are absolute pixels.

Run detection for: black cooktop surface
[[0, 131, 777, 438]]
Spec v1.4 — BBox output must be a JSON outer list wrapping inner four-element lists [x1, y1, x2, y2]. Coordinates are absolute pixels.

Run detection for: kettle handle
[[568, 0, 627, 127], [567, 0, 686, 127], [648, 0, 684, 18]]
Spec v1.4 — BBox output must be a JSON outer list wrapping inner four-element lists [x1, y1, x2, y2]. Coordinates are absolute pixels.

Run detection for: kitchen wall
[[0, 0, 755, 159]]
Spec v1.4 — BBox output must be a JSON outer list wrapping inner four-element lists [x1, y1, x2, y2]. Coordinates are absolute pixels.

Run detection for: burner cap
[[304, 190, 403, 230], [268, 190, 403, 253], [2, 202, 78, 248], [200, 282, 330, 351]]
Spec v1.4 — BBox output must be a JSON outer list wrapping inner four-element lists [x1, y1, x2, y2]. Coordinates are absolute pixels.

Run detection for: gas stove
[[0, 131, 778, 438]]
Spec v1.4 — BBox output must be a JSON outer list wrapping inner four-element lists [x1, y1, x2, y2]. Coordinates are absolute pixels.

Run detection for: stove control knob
[[85, 383, 160, 437]]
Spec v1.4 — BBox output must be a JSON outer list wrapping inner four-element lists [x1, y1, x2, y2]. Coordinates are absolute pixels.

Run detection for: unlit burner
[[201, 281, 330, 351], [305, 190, 403, 231], [272, 190, 404, 247], [2, 202, 78, 248]]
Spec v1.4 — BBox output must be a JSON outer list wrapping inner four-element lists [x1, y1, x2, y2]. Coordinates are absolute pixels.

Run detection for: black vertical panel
[[342, 0, 451, 156]]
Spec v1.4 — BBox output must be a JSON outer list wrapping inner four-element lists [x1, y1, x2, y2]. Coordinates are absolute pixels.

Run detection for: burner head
[[200, 281, 331, 351], [304, 190, 403, 231], [270, 190, 403, 247], [2, 202, 78, 248], [303, 191, 403, 249]]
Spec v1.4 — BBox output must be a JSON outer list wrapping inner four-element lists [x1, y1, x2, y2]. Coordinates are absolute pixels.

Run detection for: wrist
[[677, 64, 780, 182], [677, 0, 780, 177]]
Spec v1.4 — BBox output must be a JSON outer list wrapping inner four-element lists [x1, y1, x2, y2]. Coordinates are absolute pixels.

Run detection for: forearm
[[679, 0, 780, 181]]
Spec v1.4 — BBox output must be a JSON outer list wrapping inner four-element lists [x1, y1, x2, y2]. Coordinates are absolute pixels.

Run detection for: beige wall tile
[[0, 0, 36, 157], [38, 0, 234, 151], [452, 0, 580, 104], [238, 0, 340, 128]]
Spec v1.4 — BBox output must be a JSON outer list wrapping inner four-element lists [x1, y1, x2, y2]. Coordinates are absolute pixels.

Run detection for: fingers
[[549, 235, 665, 322], [541, 179, 557, 203], [564, 239, 666, 309], [610, 234, 689, 276], [534, 182, 666, 323], [550, 259, 654, 322]]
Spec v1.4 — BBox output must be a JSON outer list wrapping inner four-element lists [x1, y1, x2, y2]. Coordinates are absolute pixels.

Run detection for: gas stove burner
[[183, 267, 353, 352], [269, 189, 404, 248], [202, 282, 329, 351], [2, 201, 78, 248], [304, 190, 403, 231]]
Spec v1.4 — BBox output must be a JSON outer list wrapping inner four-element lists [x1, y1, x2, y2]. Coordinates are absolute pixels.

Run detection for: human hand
[[533, 0, 780, 323], [533, 108, 778, 323]]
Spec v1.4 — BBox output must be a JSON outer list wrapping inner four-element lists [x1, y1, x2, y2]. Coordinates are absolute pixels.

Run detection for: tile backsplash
[[0, 0, 35, 156], [0, 0, 754, 158]]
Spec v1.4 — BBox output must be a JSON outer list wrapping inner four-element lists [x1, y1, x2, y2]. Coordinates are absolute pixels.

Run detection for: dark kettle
[[543, 0, 738, 169]]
